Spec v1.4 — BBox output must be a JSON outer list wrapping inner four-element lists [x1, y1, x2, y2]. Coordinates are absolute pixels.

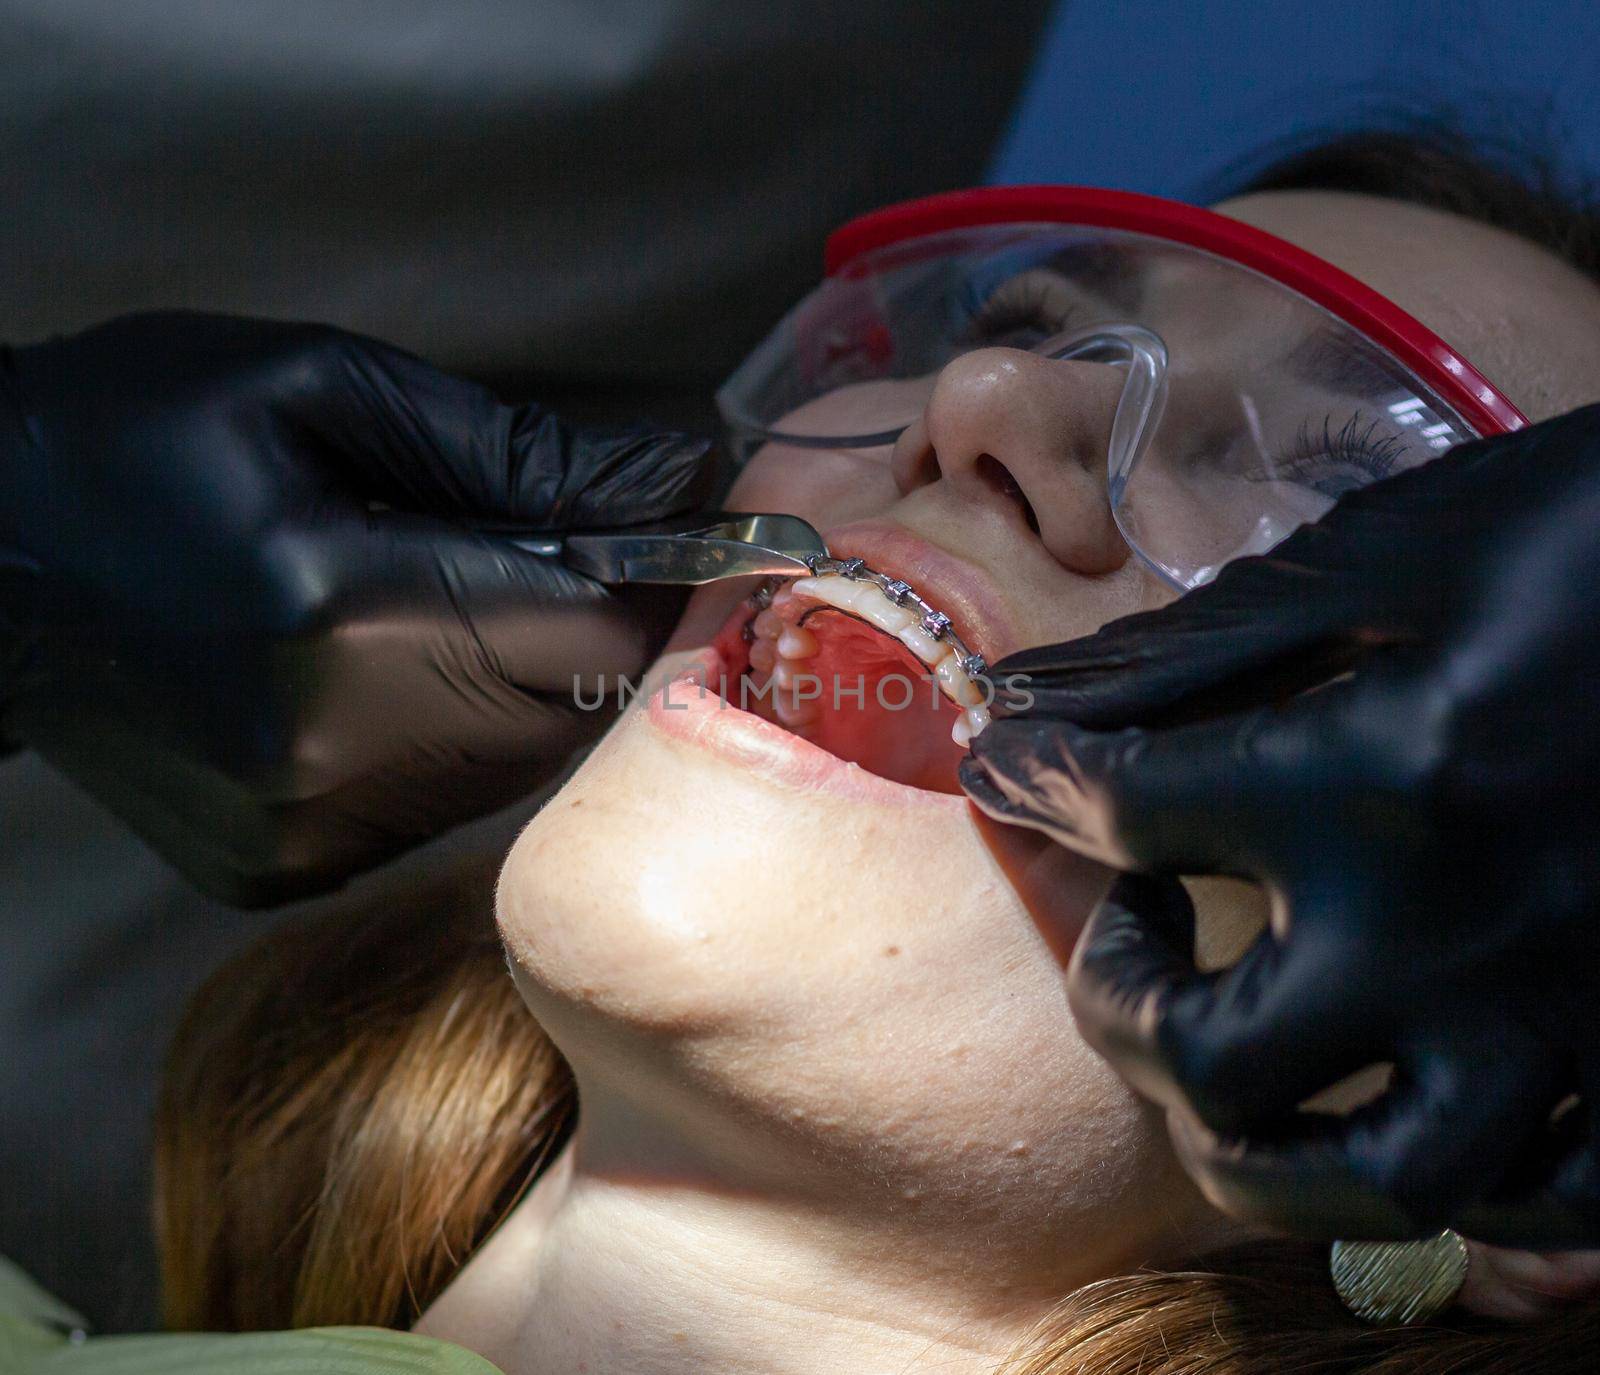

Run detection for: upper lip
[[819, 519, 1019, 664]]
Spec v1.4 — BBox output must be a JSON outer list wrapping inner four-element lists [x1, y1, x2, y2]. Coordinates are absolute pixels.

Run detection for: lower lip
[[646, 646, 965, 812]]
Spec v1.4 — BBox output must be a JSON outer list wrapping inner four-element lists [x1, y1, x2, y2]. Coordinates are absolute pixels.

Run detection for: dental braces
[[745, 556, 987, 683]]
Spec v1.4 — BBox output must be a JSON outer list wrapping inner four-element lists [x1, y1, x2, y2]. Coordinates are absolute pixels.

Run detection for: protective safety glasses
[[716, 187, 1526, 590]]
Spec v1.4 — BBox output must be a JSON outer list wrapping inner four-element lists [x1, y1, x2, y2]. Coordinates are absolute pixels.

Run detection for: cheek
[[999, 551, 1172, 652]]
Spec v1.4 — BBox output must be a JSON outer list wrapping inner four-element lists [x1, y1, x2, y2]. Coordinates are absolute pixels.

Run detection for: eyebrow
[[1281, 323, 1412, 397], [1034, 244, 1144, 313]]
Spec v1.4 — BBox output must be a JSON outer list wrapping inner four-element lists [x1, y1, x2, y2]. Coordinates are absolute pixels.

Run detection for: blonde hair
[[999, 1243, 1598, 1374], [155, 857, 573, 1330], [156, 857, 1598, 1369]]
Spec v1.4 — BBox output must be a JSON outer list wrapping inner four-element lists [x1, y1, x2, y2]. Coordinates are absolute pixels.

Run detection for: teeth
[[770, 658, 803, 690], [934, 652, 984, 707], [951, 705, 992, 747], [774, 694, 821, 728], [789, 575, 870, 617], [761, 565, 990, 744], [793, 575, 916, 636], [895, 623, 945, 663], [864, 601, 916, 635], [776, 624, 817, 659], [748, 637, 777, 674]]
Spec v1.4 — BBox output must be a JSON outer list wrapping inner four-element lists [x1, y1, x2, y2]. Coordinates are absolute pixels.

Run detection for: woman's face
[[496, 192, 1600, 1289]]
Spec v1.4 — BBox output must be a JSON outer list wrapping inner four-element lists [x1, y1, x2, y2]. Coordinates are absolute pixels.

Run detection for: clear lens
[[717, 223, 1115, 453], [717, 222, 1480, 587]]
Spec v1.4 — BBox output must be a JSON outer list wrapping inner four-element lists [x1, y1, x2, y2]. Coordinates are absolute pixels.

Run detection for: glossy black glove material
[[960, 405, 1600, 1247], [1, 312, 715, 906]]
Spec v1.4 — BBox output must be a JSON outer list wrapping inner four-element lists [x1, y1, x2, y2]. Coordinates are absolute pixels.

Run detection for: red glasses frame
[[824, 186, 1527, 437]]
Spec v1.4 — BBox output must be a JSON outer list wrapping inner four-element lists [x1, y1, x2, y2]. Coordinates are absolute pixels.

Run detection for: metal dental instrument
[[484, 511, 829, 585]]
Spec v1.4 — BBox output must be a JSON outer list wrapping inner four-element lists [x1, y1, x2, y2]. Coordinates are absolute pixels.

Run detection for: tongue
[[797, 612, 966, 794]]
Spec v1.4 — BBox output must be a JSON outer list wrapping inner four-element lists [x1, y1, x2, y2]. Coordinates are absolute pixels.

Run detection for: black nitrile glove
[[960, 404, 1600, 1248], [1, 312, 716, 907]]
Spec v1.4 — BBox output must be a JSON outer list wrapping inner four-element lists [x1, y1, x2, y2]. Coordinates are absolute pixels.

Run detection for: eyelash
[[1273, 414, 1407, 496], [962, 276, 1079, 346]]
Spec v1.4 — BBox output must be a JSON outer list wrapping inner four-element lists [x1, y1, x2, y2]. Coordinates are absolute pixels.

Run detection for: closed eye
[[1264, 414, 1409, 496], [960, 269, 1083, 348]]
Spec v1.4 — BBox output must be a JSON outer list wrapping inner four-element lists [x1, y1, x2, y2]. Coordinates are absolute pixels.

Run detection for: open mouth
[[706, 550, 993, 796]]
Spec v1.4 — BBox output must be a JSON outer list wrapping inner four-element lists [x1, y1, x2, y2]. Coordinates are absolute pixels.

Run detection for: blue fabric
[[989, 0, 1600, 199]]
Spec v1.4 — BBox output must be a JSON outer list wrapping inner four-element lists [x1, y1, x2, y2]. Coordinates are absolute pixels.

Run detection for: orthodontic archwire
[[743, 556, 988, 683]]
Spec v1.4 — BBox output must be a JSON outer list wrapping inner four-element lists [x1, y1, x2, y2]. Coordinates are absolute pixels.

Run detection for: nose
[[890, 348, 1130, 575]]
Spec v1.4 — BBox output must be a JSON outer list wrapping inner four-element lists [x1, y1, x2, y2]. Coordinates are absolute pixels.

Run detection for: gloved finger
[[990, 553, 1367, 728], [1450, 1153, 1600, 1251], [969, 655, 1418, 875], [170, 729, 596, 908], [1062, 872, 1202, 1105], [1164, 1023, 1563, 1241], [1457, 1059, 1600, 1249], [962, 704, 1295, 872], [352, 511, 682, 690], [528, 419, 719, 529], [15, 691, 344, 907], [284, 328, 716, 523], [957, 718, 1124, 861], [1069, 876, 1392, 1135], [20, 638, 601, 908], [238, 712, 601, 904]]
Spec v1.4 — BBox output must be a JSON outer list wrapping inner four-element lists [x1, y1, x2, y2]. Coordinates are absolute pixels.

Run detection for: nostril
[[903, 446, 940, 489], [974, 454, 1040, 535], [890, 417, 941, 494]]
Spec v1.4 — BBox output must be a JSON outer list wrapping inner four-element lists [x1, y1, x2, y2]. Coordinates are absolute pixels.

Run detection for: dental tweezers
[[481, 512, 830, 585]]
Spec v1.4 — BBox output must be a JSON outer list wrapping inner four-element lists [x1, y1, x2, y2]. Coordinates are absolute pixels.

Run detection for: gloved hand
[[960, 404, 1600, 1249], [1, 312, 716, 907]]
